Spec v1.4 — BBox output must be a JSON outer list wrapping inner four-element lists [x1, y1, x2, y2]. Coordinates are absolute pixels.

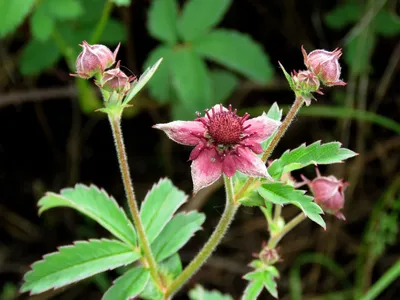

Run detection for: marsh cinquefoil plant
[[21, 42, 356, 299]]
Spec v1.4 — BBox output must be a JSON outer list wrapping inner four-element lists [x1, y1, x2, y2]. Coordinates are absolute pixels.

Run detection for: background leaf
[[178, 0, 232, 41], [148, 0, 179, 44], [0, 0, 36, 38], [140, 178, 187, 243], [38, 184, 137, 247], [21, 239, 140, 295], [111, 0, 131, 6], [373, 11, 400, 37], [210, 69, 239, 103], [189, 285, 233, 300], [193, 29, 274, 83], [324, 2, 361, 29], [30, 5, 54, 41], [45, 0, 83, 20]]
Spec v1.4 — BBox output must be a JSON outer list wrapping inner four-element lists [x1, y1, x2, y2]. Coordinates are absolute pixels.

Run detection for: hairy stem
[[108, 114, 164, 290], [164, 176, 239, 298], [267, 213, 307, 248]]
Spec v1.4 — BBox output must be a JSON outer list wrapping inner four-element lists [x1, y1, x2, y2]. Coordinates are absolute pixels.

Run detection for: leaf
[[242, 280, 263, 300], [19, 39, 61, 75], [178, 0, 232, 41], [324, 2, 361, 29], [374, 10, 400, 37], [169, 47, 212, 112], [46, 0, 83, 20], [210, 69, 239, 104], [21, 239, 140, 295], [268, 141, 357, 180], [151, 212, 205, 261], [189, 285, 233, 300], [38, 184, 137, 247], [102, 267, 149, 300], [193, 29, 274, 83], [344, 33, 376, 76], [111, 0, 131, 6], [124, 58, 163, 105], [140, 178, 188, 244], [243, 266, 279, 299], [0, 0, 36, 38], [148, 0, 179, 44], [258, 182, 325, 228], [266, 102, 282, 121], [30, 5, 54, 41], [143, 45, 174, 103]]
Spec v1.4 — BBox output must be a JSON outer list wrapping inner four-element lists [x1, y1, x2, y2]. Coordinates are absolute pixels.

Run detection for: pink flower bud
[[301, 168, 348, 220], [72, 41, 120, 79], [301, 46, 346, 87], [98, 61, 136, 94], [291, 70, 323, 105]]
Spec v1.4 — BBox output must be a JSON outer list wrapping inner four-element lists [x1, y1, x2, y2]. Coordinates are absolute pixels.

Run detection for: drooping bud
[[98, 61, 136, 94], [72, 41, 120, 79], [301, 46, 346, 87]]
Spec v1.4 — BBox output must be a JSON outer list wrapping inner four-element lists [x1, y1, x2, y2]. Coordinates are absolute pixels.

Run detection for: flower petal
[[191, 148, 223, 194], [233, 147, 271, 179], [243, 113, 281, 143], [222, 155, 237, 177], [153, 120, 205, 146]]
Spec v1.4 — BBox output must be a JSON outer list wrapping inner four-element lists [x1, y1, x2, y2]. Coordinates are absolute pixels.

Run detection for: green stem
[[90, 0, 113, 44], [267, 213, 306, 248], [273, 204, 282, 223], [108, 114, 164, 291], [164, 176, 239, 298]]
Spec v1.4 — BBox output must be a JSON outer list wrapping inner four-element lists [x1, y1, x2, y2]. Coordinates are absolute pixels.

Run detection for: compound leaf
[[0, 0, 36, 38], [148, 0, 179, 44]]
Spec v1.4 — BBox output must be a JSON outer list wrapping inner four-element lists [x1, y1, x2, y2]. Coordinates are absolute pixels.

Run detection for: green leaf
[[30, 5, 54, 41], [103, 267, 150, 300], [148, 0, 179, 44], [238, 189, 264, 207], [21, 239, 140, 295], [178, 0, 232, 41], [19, 39, 61, 75], [266, 102, 282, 121], [193, 29, 274, 83], [124, 58, 164, 105], [45, 0, 83, 20], [278, 61, 295, 91], [169, 47, 212, 112], [152, 212, 205, 261], [324, 2, 361, 29], [243, 267, 279, 299], [268, 141, 357, 180], [189, 285, 233, 300], [38, 184, 137, 247], [242, 280, 263, 300], [144, 45, 174, 103], [112, 0, 131, 6], [0, 0, 36, 38], [258, 182, 325, 228], [140, 178, 188, 244], [374, 11, 400, 36], [210, 69, 239, 103]]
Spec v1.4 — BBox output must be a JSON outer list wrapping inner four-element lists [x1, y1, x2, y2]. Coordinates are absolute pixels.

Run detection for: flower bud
[[291, 70, 322, 105], [259, 246, 280, 265], [301, 46, 346, 87], [72, 41, 120, 79], [99, 61, 135, 94]]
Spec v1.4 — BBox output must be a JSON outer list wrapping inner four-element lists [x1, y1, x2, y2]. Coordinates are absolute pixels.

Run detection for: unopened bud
[[99, 61, 135, 94]]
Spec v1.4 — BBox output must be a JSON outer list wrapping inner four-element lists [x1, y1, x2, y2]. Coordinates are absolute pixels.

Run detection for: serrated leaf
[[144, 45, 174, 103], [19, 39, 61, 75], [189, 285, 233, 300], [21, 239, 140, 295], [193, 29, 274, 83], [148, 0, 178, 44], [238, 189, 264, 207], [0, 0, 36, 38], [178, 0, 232, 41], [152, 212, 205, 261], [210, 69, 239, 104], [324, 2, 361, 29], [374, 10, 400, 36], [266, 102, 282, 121], [242, 280, 263, 300], [243, 267, 279, 299], [268, 141, 357, 180], [30, 5, 54, 41], [102, 267, 149, 300], [258, 182, 325, 228], [124, 58, 163, 105], [38, 184, 137, 247], [45, 0, 83, 20], [278, 61, 295, 91], [169, 47, 212, 113], [140, 178, 188, 244]]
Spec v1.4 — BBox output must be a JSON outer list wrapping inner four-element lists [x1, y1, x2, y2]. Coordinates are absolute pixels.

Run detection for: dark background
[[1, 0, 399, 299]]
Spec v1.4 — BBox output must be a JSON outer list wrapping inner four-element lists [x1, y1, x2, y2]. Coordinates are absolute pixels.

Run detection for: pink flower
[[301, 168, 348, 220], [154, 104, 281, 193], [96, 61, 136, 94], [301, 46, 346, 87]]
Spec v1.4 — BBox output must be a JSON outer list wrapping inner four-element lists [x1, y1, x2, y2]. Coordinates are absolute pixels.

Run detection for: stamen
[[228, 104, 232, 112], [205, 109, 212, 120], [240, 113, 250, 124], [243, 124, 251, 130], [220, 104, 224, 112]]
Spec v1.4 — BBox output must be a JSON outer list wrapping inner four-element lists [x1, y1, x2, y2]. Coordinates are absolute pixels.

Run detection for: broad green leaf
[[374, 11, 400, 36], [169, 47, 212, 113], [266, 102, 282, 121], [112, 0, 131, 6], [124, 58, 163, 105], [46, 0, 83, 20], [258, 182, 325, 228], [193, 29, 274, 83], [242, 280, 263, 300], [0, 0, 36, 38], [189, 285, 233, 300], [30, 5, 54, 41], [268, 141, 357, 180], [38, 184, 137, 247], [144, 45, 174, 103], [21, 239, 140, 295], [148, 0, 179, 44], [19, 39, 61, 75], [178, 0, 232, 41], [152, 212, 205, 261], [324, 2, 361, 29], [140, 178, 187, 244], [238, 189, 264, 207], [210, 69, 239, 104], [103, 267, 150, 300]]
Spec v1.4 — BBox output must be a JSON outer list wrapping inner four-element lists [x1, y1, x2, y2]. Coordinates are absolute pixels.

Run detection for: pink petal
[[191, 148, 223, 194], [153, 120, 205, 146], [233, 147, 271, 179], [243, 113, 281, 143], [242, 140, 263, 154], [310, 177, 340, 202], [189, 141, 206, 160], [222, 155, 237, 177]]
